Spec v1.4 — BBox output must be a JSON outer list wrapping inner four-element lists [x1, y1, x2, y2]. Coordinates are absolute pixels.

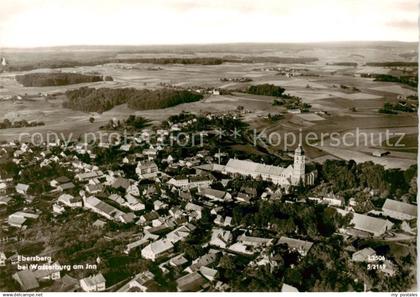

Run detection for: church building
[[224, 145, 314, 187]]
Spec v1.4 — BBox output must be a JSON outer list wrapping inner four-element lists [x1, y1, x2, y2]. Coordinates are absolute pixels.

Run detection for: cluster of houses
[[3, 253, 105, 292], [0, 111, 417, 292]]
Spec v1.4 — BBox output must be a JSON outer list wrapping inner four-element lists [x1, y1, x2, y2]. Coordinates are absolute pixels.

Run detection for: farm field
[[0, 42, 417, 169]]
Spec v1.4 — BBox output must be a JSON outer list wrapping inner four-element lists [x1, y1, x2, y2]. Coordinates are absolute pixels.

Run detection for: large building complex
[[224, 146, 314, 187]]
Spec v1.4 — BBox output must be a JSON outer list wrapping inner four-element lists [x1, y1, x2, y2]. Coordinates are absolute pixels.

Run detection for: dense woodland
[[328, 62, 358, 66], [365, 62, 418, 67], [242, 84, 311, 111], [319, 159, 417, 205], [246, 84, 286, 97], [111, 57, 224, 65], [227, 56, 318, 64], [15, 72, 112, 87], [64, 87, 203, 113], [2, 55, 320, 72], [372, 74, 418, 88]]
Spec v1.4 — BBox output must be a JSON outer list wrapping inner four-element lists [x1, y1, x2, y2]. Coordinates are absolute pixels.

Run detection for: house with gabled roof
[[214, 215, 232, 227], [210, 228, 232, 249], [136, 161, 159, 180], [166, 224, 195, 244], [119, 212, 137, 224], [50, 176, 71, 188], [8, 210, 40, 228], [75, 170, 104, 182], [277, 236, 313, 256], [124, 193, 145, 211], [58, 194, 82, 208], [124, 233, 159, 254], [282, 283, 298, 292], [185, 203, 203, 220], [13, 270, 40, 291], [58, 182, 75, 192], [198, 187, 231, 202], [169, 254, 189, 268], [141, 239, 174, 261], [352, 247, 377, 262], [138, 211, 159, 225], [176, 272, 208, 292], [168, 176, 189, 188], [111, 177, 131, 191], [85, 183, 103, 195], [80, 273, 106, 292], [0, 196, 12, 206], [200, 266, 218, 281], [16, 183, 30, 195], [185, 251, 219, 273], [336, 209, 394, 237], [382, 199, 417, 221], [117, 271, 155, 292], [83, 196, 125, 221], [238, 234, 274, 248]]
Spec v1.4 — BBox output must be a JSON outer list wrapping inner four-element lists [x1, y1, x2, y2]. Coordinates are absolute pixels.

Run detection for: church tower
[[292, 145, 305, 185]]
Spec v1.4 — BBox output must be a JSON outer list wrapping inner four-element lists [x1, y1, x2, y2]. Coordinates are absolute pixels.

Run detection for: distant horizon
[[0, 40, 418, 51], [1, 0, 417, 48]]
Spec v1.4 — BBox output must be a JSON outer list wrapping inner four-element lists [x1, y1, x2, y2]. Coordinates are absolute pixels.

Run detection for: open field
[[0, 43, 417, 168]]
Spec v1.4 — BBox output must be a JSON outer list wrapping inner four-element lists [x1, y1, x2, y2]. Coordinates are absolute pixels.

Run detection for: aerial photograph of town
[[0, 0, 418, 294]]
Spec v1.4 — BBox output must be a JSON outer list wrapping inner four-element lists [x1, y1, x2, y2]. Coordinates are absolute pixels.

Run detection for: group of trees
[[101, 115, 151, 131], [361, 73, 417, 88], [0, 119, 45, 129], [379, 101, 417, 114], [15, 72, 112, 87], [64, 87, 203, 113], [127, 89, 203, 110], [285, 236, 362, 291], [220, 77, 253, 82], [373, 74, 417, 88], [272, 94, 312, 111], [246, 84, 286, 97], [231, 200, 351, 240], [242, 84, 312, 111], [320, 160, 417, 201]]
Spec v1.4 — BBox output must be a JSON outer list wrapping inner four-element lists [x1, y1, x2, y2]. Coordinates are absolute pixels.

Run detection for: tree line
[[3, 56, 321, 73], [367, 74, 417, 88], [366, 62, 418, 67], [111, 57, 224, 65], [15, 72, 113, 87], [0, 119, 45, 129]]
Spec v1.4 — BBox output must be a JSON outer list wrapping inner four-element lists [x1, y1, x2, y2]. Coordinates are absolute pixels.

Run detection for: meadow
[[0, 42, 417, 168]]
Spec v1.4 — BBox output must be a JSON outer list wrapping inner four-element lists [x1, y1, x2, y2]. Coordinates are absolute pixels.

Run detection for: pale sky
[[0, 0, 418, 47]]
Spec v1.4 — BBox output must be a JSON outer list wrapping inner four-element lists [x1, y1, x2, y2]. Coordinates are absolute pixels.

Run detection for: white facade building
[[224, 145, 309, 186], [80, 273, 106, 292]]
